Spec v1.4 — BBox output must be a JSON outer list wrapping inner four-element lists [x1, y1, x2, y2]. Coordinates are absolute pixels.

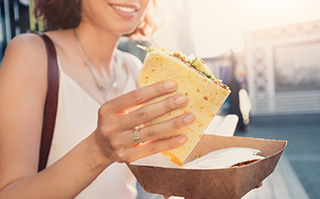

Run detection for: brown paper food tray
[[128, 134, 287, 199]]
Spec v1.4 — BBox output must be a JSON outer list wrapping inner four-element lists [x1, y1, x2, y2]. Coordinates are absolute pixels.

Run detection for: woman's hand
[[94, 79, 195, 164]]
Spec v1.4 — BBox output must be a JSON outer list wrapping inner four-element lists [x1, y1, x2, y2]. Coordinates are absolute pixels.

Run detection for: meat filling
[[170, 53, 229, 90]]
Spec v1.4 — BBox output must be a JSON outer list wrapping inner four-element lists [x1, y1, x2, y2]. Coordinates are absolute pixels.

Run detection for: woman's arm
[[0, 34, 111, 198], [0, 34, 193, 198]]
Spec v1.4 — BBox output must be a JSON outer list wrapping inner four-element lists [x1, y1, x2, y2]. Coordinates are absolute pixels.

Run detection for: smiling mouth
[[110, 4, 137, 13]]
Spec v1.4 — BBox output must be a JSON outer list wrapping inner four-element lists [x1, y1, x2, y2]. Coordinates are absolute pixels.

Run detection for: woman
[[0, 0, 195, 198]]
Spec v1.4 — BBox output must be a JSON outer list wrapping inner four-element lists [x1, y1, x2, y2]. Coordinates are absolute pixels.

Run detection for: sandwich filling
[[137, 45, 229, 91]]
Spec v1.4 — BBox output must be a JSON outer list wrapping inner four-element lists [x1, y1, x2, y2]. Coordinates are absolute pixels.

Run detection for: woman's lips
[[109, 4, 138, 18]]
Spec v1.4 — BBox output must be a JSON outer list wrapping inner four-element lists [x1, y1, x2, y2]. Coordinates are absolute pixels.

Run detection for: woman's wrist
[[85, 131, 114, 171]]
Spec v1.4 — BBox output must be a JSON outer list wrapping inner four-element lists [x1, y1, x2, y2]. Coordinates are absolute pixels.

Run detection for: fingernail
[[174, 95, 188, 105], [183, 113, 195, 124], [164, 80, 176, 91], [178, 136, 188, 144]]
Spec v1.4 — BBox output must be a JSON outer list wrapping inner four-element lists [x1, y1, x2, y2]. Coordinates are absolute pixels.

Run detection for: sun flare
[[188, 0, 320, 57]]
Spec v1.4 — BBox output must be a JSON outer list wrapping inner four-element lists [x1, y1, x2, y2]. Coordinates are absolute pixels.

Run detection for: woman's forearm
[[0, 132, 111, 199]]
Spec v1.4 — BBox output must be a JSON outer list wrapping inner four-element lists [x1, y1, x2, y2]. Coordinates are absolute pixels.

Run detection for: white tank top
[[46, 49, 141, 199]]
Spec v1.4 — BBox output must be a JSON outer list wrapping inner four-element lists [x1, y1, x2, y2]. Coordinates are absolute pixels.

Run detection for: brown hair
[[35, 0, 161, 39]]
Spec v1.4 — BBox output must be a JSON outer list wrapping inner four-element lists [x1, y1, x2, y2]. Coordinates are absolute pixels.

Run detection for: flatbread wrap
[[138, 44, 231, 165]]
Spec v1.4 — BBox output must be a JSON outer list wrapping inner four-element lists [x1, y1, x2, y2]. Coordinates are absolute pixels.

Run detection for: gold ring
[[132, 126, 144, 144]]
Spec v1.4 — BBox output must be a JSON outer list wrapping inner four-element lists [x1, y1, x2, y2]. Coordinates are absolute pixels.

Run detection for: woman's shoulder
[[7, 33, 46, 52], [1, 33, 49, 91], [4, 33, 48, 67]]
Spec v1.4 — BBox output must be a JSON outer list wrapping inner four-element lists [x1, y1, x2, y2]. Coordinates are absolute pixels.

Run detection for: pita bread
[[139, 46, 230, 165]]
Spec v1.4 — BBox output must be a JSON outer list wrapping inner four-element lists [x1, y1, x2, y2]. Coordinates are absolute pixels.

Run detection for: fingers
[[97, 116, 194, 163], [104, 80, 177, 113], [95, 79, 196, 164], [106, 112, 195, 150], [136, 113, 195, 143], [120, 94, 188, 130], [125, 135, 188, 163]]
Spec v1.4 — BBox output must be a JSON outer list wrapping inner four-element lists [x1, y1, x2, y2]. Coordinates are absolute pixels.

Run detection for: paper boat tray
[[128, 134, 287, 199]]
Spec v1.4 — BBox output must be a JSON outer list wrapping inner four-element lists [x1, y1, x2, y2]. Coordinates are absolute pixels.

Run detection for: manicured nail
[[178, 136, 188, 144], [164, 80, 177, 91], [174, 95, 188, 105], [183, 113, 195, 124]]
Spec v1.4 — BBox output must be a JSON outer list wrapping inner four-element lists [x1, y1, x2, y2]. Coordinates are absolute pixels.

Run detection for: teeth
[[111, 5, 136, 13]]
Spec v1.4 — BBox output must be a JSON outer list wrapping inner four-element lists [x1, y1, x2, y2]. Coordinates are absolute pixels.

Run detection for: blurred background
[[1, 0, 319, 198]]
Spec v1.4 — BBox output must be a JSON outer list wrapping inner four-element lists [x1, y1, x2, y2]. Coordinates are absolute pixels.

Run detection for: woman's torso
[[46, 43, 141, 199]]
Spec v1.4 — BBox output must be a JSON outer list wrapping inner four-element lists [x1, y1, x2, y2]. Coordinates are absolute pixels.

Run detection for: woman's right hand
[[94, 79, 195, 164]]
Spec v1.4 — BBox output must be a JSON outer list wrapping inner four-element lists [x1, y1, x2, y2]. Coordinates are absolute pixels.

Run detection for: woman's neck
[[73, 23, 120, 73]]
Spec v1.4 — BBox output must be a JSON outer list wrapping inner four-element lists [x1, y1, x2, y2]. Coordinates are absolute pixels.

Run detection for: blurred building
[[243, 20, 320, 116], [200, 19, 320, 127], [202, 51, 250, 131], [0, 0, 31, 61]]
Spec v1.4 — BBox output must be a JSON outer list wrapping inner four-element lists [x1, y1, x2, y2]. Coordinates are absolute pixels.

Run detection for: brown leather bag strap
[[38, 34, 60, 172]]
